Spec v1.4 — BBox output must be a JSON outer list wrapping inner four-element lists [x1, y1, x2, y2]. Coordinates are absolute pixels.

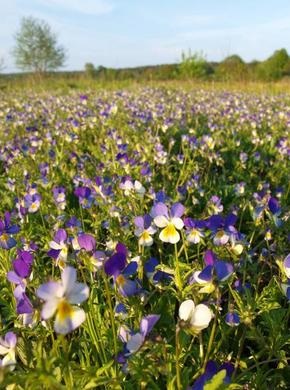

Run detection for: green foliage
[[13, 16, 67, 73], [256, 49, 290, 81], [216, 55, 248, 81], [84, 63, 96, 79], [179, 50, 211, 79]]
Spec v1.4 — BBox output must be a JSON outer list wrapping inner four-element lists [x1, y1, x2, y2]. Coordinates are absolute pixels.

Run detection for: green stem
[[103, 274, 118, 364], [202, 312, 217, 371], [174, 243, 182, 292], [233, 326, 247, 378], [175, 326, 182, 390]]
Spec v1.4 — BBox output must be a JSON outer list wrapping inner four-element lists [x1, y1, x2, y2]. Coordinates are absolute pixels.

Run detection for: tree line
[[1, 16, 290, 83]]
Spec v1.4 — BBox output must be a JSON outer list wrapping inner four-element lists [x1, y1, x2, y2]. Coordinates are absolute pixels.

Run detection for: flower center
[[163, 223, 177, 237], [57, 299, 73, 321], [116, 274, 126, 286], [141, 231, 150, 240]]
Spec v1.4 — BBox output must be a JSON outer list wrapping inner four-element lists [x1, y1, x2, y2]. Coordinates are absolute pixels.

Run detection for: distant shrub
[[84, 63, 96, 79], [215, 55, 249, 81], [179, 50, 211, 79], [256, 49, 290, 81]]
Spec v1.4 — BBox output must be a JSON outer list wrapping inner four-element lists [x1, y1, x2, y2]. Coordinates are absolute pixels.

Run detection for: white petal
[[154, 215, 169, 228], [2, 352, 16, 371], [37, 282, 63, 301], [61, 267, 77, 295], [171, 217, 184, 230], [0, 345, 9, 355], [41, 298, 59, 320], [67, 283, 89, 304], [54, 306, 86, 335], [179, 299, 195, 321], [190, 304, 212, 331], [159, 226, 180, 244], [49, 241, 62, 250]]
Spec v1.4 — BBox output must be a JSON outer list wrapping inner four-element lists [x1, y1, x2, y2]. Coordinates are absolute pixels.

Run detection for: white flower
[[37, 267, 89, 335], [0, 332, 17, 371], [179, 299, 212, 333]]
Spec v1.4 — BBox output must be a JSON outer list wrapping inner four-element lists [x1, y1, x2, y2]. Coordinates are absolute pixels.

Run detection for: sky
[[1, 0, 290, 73]]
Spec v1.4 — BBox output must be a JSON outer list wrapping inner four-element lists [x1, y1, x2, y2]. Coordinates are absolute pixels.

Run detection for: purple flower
[[190, 360, 234, 389], [104, 244, 138, 297], [225, 312, 240, 327], [0, 212, 19, 250], [24, 192, 41, 213], [74, 186, 94, 208], [47, 229, 68, 268], [0, 332, 17, 370], [118, 314, 160, 356], [77, 233, 96, 252], [134, 214, 156, 247], [184, 218, 205, 244]]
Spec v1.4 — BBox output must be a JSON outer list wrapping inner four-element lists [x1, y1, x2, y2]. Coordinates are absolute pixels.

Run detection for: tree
[[13, 16, 66, 73], [256, 49, 289, 81], [84, 63, 96, 79], [216, 55, 249, 81], [179, 50, 212, 79]]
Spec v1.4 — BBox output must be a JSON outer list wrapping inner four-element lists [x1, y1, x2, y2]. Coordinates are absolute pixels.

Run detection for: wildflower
[[0, 332, 17, 371], [189, 250, 234, 292], [184, 218, 205, 244], [74, 186, 94, 209], [37, 267, 89, 335], [225, 312, 240, 327], [24, 192, 41, 213], [52, 186, 66, 210], [48, 229, 69, 269], [118, 314, 160, 356], [0, 212, 20, 250], [104, 244, 138, 297], [151, 202, 184, 244], [189, 360, 234, 389], [179, 299, 212, 333], [207, 196, 223, 215], [7, 250, 34, 292], [134, 214, 156, 246], [283, 254, 290, 278]]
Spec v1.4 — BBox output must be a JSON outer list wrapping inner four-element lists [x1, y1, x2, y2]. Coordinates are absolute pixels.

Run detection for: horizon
[[1, 0, 290, 73]]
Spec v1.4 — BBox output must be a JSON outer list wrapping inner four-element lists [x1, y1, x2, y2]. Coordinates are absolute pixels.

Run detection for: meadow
[[0, 83, 289, 389]]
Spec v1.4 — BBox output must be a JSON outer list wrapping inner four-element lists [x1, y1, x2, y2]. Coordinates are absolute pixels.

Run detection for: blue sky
[[1, 0, 290, 73]]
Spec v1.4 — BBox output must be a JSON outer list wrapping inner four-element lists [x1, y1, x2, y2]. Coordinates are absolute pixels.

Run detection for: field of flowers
[[0, 87, 289, 389]]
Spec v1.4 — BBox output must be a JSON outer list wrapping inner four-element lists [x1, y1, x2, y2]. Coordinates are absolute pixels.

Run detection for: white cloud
[[38, 0, 114, 16]]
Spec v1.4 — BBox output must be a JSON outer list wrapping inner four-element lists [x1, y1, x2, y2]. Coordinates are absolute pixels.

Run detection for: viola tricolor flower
[[0, 332, 17, 371], [74, 186, 94, 208], [48, 229, 69, 268], [189, 250, 234, 292], [104, 243, 138, 297], [37, 267, 89, 335], [225, 311, 240, 327], [283, 253, 290, 278], [134, 214, 156, 246], [53, 186, 66, 210], [151, 202, 185, 244], [189, 360, 234, 389], [118, 314, 160, 356], [179, 299, 212, 333], [0, 211, 20, 249], [184, 218, 206, 244], [24, 190, 41, 213]]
